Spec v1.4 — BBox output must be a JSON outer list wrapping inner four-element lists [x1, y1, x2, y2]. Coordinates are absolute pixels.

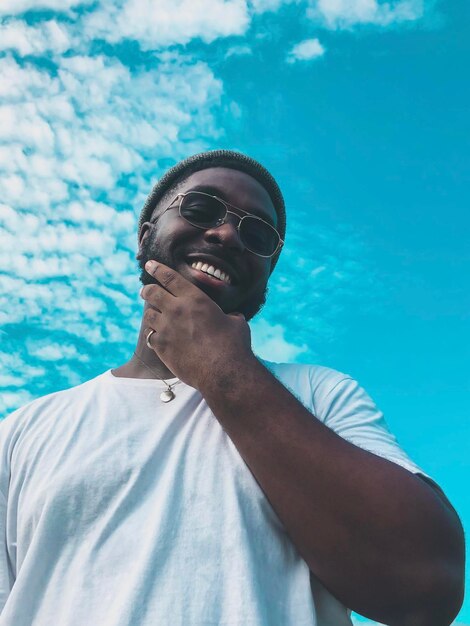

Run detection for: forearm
[[200, 354, 464, 625]]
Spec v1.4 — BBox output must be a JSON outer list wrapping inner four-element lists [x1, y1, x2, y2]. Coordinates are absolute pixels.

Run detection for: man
[[0, 150, 464, 625]]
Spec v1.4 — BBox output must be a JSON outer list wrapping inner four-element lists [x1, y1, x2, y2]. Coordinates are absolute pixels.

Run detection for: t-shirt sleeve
[[314, 375, 430, 478], [0, 489, 11, 613], [0, 416, 17, 613]]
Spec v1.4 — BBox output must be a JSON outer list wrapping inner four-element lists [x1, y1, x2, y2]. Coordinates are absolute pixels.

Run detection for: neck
[[112, 317, 176, 380]]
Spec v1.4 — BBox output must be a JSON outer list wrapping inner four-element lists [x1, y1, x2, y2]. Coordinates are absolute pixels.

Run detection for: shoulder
[[260, 360, 430, 477], [0, 372, 112, 493], [0, 371, 109, 437], [259, 359, 353, 415], [261, 359, 349, 388]]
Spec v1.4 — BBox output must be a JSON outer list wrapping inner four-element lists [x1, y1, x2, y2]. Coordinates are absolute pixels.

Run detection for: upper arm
[[415, 474, 463, 522]]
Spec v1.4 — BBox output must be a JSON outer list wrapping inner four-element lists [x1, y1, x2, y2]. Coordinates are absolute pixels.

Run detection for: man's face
[[137, 167, 278, 321]]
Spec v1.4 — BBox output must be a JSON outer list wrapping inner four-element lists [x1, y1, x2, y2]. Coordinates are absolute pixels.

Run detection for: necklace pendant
[[160, 389, 175, 403]]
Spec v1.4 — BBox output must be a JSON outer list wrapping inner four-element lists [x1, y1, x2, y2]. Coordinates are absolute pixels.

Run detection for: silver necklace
[[133, 351, 182, 403]]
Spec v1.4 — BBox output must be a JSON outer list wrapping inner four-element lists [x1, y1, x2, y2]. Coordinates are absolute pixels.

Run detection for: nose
[[202, 214, 245, 252]]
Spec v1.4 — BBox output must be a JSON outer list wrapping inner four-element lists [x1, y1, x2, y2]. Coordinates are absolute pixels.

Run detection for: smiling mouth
[[188, 260, 233, 285]]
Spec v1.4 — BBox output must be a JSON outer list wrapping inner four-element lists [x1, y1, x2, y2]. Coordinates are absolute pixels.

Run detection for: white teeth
[[190, 261, 231, 284]]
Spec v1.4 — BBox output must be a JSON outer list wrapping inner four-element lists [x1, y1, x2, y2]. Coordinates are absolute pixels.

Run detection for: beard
[[137, 236, 268, 322]]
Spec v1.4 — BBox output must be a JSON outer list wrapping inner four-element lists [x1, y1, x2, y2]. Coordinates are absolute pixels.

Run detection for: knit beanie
[[138, 150, 286, 272]]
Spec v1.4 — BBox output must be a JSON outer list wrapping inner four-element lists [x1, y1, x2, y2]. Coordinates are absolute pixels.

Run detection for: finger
[[140, 282, 173, 310], [145, 260, 198, 297], [143, 306, 162, 330], [227, 312, 246, 320]]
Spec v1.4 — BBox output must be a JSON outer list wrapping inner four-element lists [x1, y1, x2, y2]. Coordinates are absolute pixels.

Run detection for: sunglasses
[[157, 191, 284, 258]]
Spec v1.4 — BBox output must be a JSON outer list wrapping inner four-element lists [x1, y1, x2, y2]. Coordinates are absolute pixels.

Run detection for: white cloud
[[0, 0, 92, 15], [287, 37, 325, 62], [85, 0, 250, 49], [0, 0, 427, 416], [0, 20, 73, 56], [27, 341, 82, 361], [0, 52, 223, 211], [307, 0, 424, 29], [251, 319, 309, 362], [258, 212, 381, 359], [0, 10, 228, 415], [249, 0, 298, 12], [0, 375, 26, 388], [0, 350, 44, 415], [0, 390, 34, 413], [224, 44, 253, 58], [55, 364, 85, 387], [249, 0, 424, 27]]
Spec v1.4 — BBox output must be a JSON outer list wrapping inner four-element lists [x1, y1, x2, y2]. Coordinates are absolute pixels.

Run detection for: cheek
[[144, 224, 178, 255], [155, 220, 198, 248], [245, 260, 270, 293], [256, 258, 272, 282]]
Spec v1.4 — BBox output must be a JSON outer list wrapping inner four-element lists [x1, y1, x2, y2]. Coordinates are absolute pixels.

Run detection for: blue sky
[[0, 0, 468, 622]]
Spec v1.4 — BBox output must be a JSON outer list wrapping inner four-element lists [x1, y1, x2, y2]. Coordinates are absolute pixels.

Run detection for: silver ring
[[146, 329, 156, 349]]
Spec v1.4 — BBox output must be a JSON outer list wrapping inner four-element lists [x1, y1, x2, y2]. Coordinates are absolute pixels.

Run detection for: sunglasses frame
[[155, 191, 284, 258]]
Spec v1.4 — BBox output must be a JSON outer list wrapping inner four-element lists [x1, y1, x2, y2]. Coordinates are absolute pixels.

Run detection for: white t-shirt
[[0, 362, 429, 626]]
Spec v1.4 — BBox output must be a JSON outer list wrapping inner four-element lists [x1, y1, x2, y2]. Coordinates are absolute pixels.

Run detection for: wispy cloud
[[84, 0, 250, 49], [0, 0, 92, 15], [224, 44, 253, 59], [250, 0, 424, 28], [0, 20, 74, 56], [287, 37, 325, 63], [0, 0, 427, 415], [307, 0, 424, 29], [252, 318, 309, 362], [250, 0, 298, 13], [256, 215, 381, 363], [0, 6, 229, 414]]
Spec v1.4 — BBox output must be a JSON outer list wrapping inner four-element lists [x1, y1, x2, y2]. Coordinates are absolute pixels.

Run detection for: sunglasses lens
[[179, 192, 279, 257], [180, 193, 225, 227], [240, 218, 279, 256]]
